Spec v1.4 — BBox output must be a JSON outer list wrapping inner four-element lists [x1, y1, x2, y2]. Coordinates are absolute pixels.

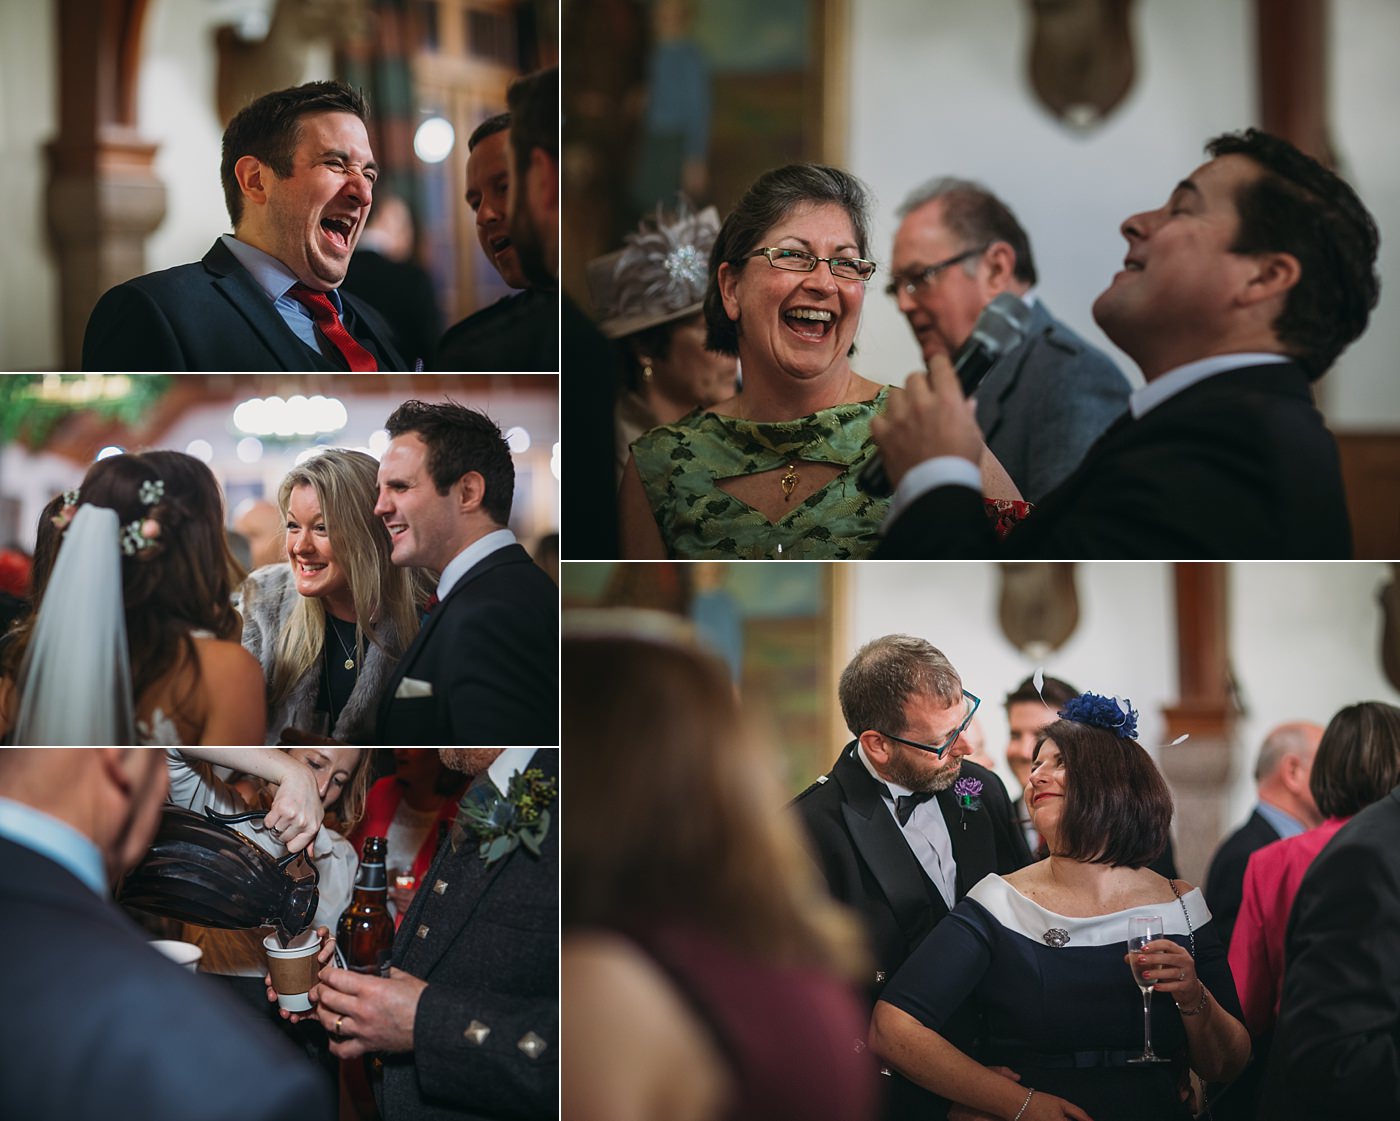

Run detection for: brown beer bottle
[[338, 836, 394, 975]]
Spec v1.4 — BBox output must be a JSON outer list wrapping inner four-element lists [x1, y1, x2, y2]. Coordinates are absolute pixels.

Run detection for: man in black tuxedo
[[310, 748, 558, 1121], [1202, 721, 1323, 948], [374, 400, 557, 746], [794, 635, 1031, 1120], [83, 81, 406, 371], [872, 128, 1379, 559], [1258, 783, 1400, 1118], [0, 749, 331, 1121]]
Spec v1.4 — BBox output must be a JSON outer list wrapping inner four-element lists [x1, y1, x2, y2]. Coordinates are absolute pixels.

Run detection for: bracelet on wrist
[[1176, 981, 1209, 1016], [1012, 1087, 1036, 1120]]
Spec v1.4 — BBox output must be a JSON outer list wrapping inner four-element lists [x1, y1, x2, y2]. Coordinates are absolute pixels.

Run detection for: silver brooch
[[1042, 928, 1071, 947]]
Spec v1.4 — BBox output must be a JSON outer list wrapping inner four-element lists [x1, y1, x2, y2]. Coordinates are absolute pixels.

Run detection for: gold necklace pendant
[[780, 463, 799, 500], [343, 657, 355, 671]]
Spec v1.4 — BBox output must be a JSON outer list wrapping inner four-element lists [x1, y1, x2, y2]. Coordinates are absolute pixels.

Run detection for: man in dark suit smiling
[[83, 81, 405, 371], [873, 129, 1379, 559], [373, 400, 557, 747], [794, 635, 1030, 1120]]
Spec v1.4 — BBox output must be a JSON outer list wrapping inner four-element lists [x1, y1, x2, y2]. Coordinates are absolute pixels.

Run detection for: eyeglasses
[[879, 691, 981, 758], [743, 247, 878, 283], [884, 246, 987, 298]]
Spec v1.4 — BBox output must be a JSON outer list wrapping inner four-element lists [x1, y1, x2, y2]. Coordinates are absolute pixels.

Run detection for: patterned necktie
[[420, 593, 440, 624], [286, 285, 378, 371], [894, 790, 934, 826]]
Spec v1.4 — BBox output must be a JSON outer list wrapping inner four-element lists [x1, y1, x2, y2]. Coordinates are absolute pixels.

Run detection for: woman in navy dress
[[871, 693, 1250, 1121]]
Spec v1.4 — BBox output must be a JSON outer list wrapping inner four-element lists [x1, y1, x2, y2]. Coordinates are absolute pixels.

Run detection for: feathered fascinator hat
[[587, 197, 720, 339], [1058, 691, 1139, 740]]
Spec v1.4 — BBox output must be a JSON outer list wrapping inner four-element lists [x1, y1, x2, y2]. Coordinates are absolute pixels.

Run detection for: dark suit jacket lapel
[[938, 785, 996, 897], [833, 748, 948, 944], [378, 543, 534, 729], [201, 240, 327, 370], [340, 294, 406, 371], [392, 750, 556, 979]]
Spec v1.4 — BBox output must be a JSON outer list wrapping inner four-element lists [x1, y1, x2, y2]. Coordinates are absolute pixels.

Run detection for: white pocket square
[[395, 677, 434, 699]]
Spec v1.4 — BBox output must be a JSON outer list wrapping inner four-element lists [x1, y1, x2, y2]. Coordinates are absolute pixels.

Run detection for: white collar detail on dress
[[966, 873, 1212, 947]]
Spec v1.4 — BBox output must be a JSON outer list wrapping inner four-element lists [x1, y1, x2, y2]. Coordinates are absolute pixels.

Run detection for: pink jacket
[[1228, 816, 1349, 1036]]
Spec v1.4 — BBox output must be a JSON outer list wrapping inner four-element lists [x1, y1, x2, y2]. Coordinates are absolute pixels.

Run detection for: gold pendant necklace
[[328, 617, 357, 672], [780, 463, 799, 500]]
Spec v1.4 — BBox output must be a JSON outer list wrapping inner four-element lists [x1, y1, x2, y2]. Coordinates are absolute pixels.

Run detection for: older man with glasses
[[793, 634, 1032, 1121], [888, 177, 1129, 502]]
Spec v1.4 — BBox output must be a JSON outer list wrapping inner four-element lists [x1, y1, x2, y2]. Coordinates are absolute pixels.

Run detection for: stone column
[[47, 133, 166, 369], [45, 0, 166, 369], [1160, 564, 1238, 884]]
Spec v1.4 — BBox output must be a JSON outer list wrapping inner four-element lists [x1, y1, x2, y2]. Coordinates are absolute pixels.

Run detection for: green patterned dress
[[630, 388, 892, 559]]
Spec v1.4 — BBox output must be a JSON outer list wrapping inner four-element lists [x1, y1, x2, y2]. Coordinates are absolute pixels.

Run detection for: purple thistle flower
[[953, 777, 983, 799]]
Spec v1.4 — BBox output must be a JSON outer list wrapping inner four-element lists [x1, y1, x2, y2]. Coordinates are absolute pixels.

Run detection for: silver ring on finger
[[1179, 969, 1185, 981]]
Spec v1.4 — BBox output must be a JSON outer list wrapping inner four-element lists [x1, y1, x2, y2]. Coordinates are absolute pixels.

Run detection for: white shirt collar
[[1129, 352, 1289, 419], [486, 748, 540, 795], [436, 528, 516, 601]]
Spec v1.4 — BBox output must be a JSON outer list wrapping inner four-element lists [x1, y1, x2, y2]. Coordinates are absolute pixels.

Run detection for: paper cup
[[150, 939, 203, 972], [263, 929, 323, 1012]]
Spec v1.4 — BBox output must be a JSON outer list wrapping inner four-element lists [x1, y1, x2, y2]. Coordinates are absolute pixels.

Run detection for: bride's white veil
[[12, 504, 136, 745]]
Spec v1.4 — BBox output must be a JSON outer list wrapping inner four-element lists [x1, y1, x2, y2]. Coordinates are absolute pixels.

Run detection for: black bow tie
[[893, 789, 934, 826]]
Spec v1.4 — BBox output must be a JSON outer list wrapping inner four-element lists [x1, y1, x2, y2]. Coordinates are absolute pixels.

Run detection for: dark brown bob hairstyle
[[1308, 701, 1400, 819], [1034, 719, 1173, 868]]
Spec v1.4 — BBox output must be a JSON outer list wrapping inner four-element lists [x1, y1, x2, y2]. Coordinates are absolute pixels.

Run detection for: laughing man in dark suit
[[872, 128, 1379, 559], [83, 81, 405, 371], [794, 635, 1031, 1120], [373, 400, 558, 747]]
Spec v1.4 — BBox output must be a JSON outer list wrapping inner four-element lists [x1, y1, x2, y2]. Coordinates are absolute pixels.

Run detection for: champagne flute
[[1126, 915, 1171, 1064]]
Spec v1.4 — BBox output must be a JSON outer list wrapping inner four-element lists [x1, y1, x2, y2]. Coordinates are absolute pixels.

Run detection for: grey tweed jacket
[[239, 563, 408, 744]]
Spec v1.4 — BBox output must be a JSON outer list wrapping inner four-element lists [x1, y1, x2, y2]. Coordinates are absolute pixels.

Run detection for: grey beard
[[885, 750, 962, 795]]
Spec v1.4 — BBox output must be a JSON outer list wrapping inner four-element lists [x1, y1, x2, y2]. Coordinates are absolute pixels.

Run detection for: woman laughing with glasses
[[619, 163, 1022, 559]]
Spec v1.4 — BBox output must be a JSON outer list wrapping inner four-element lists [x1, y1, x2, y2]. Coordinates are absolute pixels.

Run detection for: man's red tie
[[286, 285, 378, 371], [424, 593, 440, 614]]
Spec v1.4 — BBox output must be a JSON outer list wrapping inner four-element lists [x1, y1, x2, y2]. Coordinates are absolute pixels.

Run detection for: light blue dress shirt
[[1255, 799, 1309, 842], [219, 233, 344, 357], [0, 796, 107, 895]]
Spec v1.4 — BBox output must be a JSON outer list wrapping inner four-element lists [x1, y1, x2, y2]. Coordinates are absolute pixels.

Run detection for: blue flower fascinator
[[1058, 692, 1139, 740]]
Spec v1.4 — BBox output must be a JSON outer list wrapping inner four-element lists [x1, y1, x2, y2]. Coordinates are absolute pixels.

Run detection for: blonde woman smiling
[[241, 448, 427, 743]]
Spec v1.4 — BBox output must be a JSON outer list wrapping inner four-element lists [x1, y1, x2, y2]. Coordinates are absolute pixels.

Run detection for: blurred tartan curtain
[[337, 0, 421, 218]]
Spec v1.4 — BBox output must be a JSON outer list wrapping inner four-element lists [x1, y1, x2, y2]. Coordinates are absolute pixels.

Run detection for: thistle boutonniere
[[450, 768, 558, 865], [953, 777, 983, 830]]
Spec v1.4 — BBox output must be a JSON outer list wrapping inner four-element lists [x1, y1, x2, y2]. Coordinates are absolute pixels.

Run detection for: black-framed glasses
[[884, 246, 987, 298], [743, 247, 878, 283], [879, 691, 981, 758]]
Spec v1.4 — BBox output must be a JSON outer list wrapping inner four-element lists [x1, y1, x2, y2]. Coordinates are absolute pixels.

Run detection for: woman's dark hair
[[74, 450, 244, 716], [1308, 701, 1400, 818], [703, 163, 872, 357], [563, 625, 866, 976], [1034, 719, 1173, 868]]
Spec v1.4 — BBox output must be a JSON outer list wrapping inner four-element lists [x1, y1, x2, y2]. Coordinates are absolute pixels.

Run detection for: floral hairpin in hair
[[120, 478, 166, 557], [50, 487, 81, 530], [1058, 692, 1139, 740]]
